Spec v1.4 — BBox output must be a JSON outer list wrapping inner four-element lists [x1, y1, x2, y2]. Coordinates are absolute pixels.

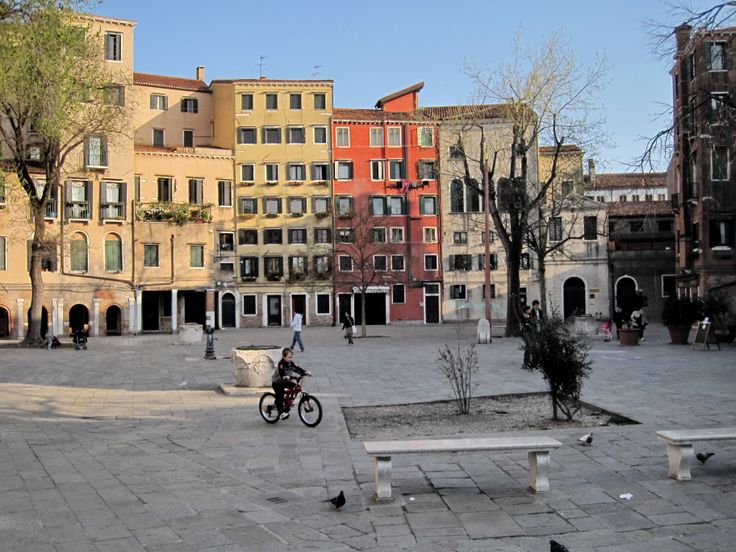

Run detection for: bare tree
[[0, 1, 129, 345], [458, 32, 608, 336]]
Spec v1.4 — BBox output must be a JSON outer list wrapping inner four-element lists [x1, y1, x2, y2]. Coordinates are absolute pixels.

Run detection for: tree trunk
[[23, 202, 47, 347], [538, 259, 547, 313], [505, 249, 522, 337], [360, 291, 368, 338]]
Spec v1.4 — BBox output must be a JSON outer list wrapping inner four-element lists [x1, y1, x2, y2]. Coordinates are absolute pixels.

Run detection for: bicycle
[[259, 375, 322, 427]]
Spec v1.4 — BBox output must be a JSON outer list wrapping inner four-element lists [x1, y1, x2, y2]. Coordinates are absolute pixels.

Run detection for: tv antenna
[[258, 56, 268, 78], [311, 64, 323, 78]]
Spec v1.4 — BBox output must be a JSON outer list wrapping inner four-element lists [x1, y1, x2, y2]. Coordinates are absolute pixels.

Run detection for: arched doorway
[[0, 306, 9, 338], [26, 306, 49, 338], [615, 276, 637, 309], [563, 277, 586, 319], [69, 304, 89, 334], [221, 293, 236, 328], [106, 305, 122, 335]]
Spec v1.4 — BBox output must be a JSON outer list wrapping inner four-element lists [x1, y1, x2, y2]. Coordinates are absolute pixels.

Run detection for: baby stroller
[[72, 327, 88, 350]]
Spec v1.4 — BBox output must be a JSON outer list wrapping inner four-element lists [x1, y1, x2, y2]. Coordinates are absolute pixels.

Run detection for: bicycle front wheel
[[259, 392, 279, 424], [298, 394, 322, 427]]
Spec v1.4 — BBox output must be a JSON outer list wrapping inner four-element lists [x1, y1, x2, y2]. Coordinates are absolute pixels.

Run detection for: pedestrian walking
[[290, 310, 305, 352], [531, 300, 545, 328], [612, 307, 624, 339], [341, 313, 355, 345]]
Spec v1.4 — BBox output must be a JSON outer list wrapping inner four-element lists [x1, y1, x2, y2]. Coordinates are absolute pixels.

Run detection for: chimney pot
[[675, 24, 692, 55], [196, 66, 205, 81], [588, 158, 596, 182]]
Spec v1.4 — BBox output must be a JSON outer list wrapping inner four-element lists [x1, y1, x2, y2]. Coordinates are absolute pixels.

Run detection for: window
[[143, 244, 159, 267], [710, 92, 729, 123], [388, 196, 405, 215], [657, 194, 666, 200], [314, 256, 331, 277], [103, 85, 125, 106], [371, 160, 385, 181], [335, 127, 350, 147], [424, 227, 437, 243], [391, 255, 405, 271], [420, 196, 437, 215], [289, 256, 307, 278], [189, 245, 204, 268], [388, 160, 404, 180], [100, 181, 125, 220], [289, 93, 302, 110], [339, 255, 353, 271], [710, 220, 734, 248], [288, 197, 306, 215], [66, 181, 91, 220], [239, 229, 257, 245], [370, 196, 386, 216], [707, 42, 727, 71], [264, 228, 283, 244], [596, 195, 606, 202], [103, 234, 122, 272], [104, 32, 121, 61], [218, 233, 234, 252], [265, 256, 283, 278], [645, 194, 653, 201], [263, 127, 282, 144], [453, 232, 467, 245], [243, 294, 257, 314], [336, 196, 353, 217], [388, 127, 401, 146], [150, 94, 167, 110], [265, 163, 279, 182], [266, 93, 278, 109], [370, 127, 384, 147], [85, 135, 107, 168], [241, 93, 253, 110], [181, 98, 198, 113], [450, 285, 467, 300], [188, 179, 204, 204], [0, 236, 6, 270], [218, 181, 232, 207], [314, 228, 331, 243], [238, 197, 257, 215], [374, 255, 387, 271], [418, 160, 436, 180], [449, 254, 472, 271], [688, 51, 696, 80], [549, 216, 563, 241], [312, 163, 330, 181], [632, 194, 640, 202], [157, 177, 173, 202], [391, 227, 404, 242], [336, 161, 353, 180], [237, 127, 257, 144], [424, 254, 438, 271], [451, 179, 465, 212], [583, 216, 597, 240], [630, 220, 644, 232], [337, 228, 354, 243], [483, 230, 496, 244], [658, 220, 673, 232], [712, 146, 729, 180], [313, 126, 327, 144], [153, 128, 164, 147], [661, 274, 676, 298], [183, 129, 194, 147], [521, 252, 530, 270], [316, 293, 330, 314], [70, 233, 88, 272], [313, 196, 330, 215], [371, 228, 386, 243], [482, 284, 497, 299], [314, 93, 326, 110], [240, 257, 259, 280], [240, 164, 255, 183], [263, 197, 282, 215], [418, 127, 434, 147], [287, 164, 306, 182], [478, 253, 498, 270], [287, 127, 305, 144], [392, 284, 405, 303]]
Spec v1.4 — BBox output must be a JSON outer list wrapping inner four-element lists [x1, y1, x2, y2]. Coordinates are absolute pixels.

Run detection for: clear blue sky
[[94, 0, 704, 172]]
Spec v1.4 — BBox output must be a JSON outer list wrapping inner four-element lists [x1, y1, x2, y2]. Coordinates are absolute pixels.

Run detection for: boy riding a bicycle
[[272, 347, 311, 420]]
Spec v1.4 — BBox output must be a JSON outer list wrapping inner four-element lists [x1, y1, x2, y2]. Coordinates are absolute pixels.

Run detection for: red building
[[332, 83, 441, 326]]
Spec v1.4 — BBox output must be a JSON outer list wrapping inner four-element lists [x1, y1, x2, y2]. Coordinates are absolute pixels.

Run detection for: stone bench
[[656, 428, 736, 481], [363, 436, 562, 501]]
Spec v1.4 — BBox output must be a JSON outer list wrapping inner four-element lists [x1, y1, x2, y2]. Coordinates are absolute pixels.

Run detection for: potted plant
[[703, 291, 736, 343], [661, 296, 703, 344]]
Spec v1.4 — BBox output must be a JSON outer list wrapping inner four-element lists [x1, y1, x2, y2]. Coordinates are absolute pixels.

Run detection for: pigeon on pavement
[[696, 452, 715, 464], [577, 432, 593, 446], [550, 539, 571, 552], [325, 490, 345, 509]]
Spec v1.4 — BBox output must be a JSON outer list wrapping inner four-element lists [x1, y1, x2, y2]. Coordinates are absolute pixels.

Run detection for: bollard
[[204, 325, 217, 360]]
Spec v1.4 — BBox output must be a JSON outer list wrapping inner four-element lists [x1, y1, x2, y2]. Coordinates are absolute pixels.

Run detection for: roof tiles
[[134, 72, 210, 92], [607, 200, 673, 217]]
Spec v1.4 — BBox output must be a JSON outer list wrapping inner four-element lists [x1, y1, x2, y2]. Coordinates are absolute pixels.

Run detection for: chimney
[[196, 66, 205, 81], [675, 24, 692, 55], [588, 158, 596, 182]]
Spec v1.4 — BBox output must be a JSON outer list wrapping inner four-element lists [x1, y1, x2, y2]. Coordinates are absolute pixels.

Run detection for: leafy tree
[[521, 313, 592, 421], [0, 0, 129, 345]]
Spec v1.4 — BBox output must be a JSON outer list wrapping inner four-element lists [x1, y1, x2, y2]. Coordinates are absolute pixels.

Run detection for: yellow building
[[210, 78, 334, 327]]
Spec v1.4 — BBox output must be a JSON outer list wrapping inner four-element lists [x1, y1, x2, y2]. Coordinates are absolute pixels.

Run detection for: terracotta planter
[[667, 325, 691, 345], [619, 328, 640, 346]]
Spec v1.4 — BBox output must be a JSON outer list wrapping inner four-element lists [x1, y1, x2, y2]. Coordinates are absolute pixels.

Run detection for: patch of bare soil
[[343, 393, 637, 440]]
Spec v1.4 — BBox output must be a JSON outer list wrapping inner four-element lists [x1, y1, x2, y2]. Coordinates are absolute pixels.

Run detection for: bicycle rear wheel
[[298, 394, 322, 427], [259, 392, 279, 424]]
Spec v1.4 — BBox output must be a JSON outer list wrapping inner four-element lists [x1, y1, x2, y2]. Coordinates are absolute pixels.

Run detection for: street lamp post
[[483, 159, 493, 343]]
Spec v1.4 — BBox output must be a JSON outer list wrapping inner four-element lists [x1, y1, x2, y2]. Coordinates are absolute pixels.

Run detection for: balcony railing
[[135, 202, 212, 225], [66, 201, 90, 220], [100, 202, 125, 220]]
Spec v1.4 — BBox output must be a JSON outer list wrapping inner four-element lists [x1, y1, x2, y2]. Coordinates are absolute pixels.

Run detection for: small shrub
[[521, 315, 591, 421], [661, 296, 703, 327], [437, 344, 478, 415]]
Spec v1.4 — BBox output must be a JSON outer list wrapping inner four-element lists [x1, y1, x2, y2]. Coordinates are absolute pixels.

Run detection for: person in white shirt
[[290, 311, 305, 352]]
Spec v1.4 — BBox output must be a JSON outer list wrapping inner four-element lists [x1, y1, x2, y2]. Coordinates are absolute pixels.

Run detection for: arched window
[[104, 233, 122, 272], [466, 178, 482, 212], [450, 179, 464, 213], [70, 233, 88, 272]]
